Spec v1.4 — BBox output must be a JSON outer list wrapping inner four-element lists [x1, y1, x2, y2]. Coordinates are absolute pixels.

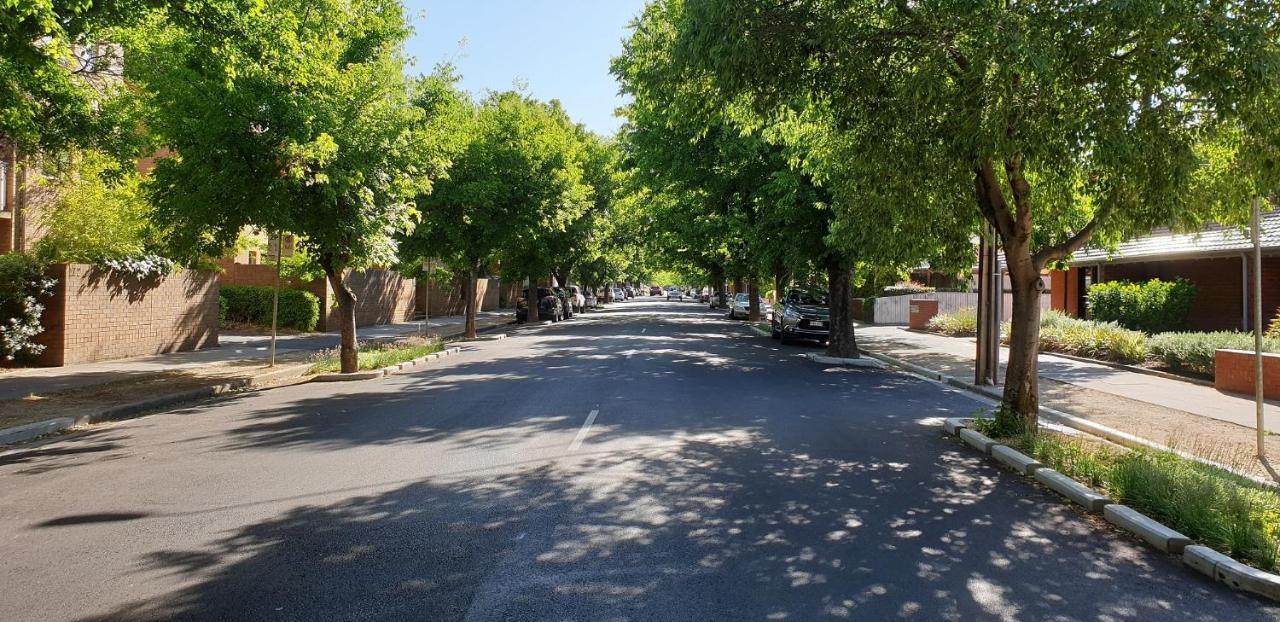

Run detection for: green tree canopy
[[673, 0, 1280, 428], [126, 0, 435, 372]]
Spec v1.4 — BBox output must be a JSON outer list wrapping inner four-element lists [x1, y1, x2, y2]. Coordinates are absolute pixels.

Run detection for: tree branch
[[1032, 202, 1116, 267]]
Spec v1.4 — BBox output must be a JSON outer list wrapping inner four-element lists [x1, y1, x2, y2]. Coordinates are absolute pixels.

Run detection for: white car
[[727, 293, 769, 319], [665, 288, 684, 301], [566, 285, 586, 311]]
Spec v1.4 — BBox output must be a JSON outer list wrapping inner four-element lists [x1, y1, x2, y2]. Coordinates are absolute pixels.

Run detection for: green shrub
[[219, 285, 320, 331], [926, 307, 977, 336], [1148, 331, 1280, 375], [0, 254, 57, 361], [1086, 278, 1196, 333], [998, 310, 1149, 364], [881, 282, 935, 296], [218, 295, 228, 323]]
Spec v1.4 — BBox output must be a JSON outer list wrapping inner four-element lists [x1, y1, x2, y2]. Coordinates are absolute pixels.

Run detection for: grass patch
[[309, 337, 443, 374], [996, 429, 1280, 571]]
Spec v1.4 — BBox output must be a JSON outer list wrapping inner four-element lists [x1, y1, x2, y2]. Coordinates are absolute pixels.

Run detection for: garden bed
[[980, 425, 1280, 572], [308, 337, 444, 374]]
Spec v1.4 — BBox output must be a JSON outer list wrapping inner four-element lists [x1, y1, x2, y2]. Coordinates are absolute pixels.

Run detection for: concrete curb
[[311, 346, 464, 382], [958, 427, 997, 454], [1033, 468, 1111, 513], [749, 325, 772, 338], [804, 353, 884, 368], [0, 322, 513, 446], [1105, 505, 1191, 554], [942, 418, 1280, 602], [0, 362, 315, 446], [992, 444, 1043, 475]]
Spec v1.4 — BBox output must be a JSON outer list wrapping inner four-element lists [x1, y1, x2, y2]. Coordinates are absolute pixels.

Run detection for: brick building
[[1050, 212, 1280, 331]]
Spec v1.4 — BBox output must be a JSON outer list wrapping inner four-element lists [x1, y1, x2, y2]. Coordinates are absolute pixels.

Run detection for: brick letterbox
[[908, 299, 940, 330]]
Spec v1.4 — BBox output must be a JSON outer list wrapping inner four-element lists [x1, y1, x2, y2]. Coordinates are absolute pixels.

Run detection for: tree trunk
[[463, 263, 479, 338], [748, 280, 761, 322], [999, 242, 1044, 433], [773, 265, 785, 305], [711, 265, 726, 307], [324, 266, 359, 374], [826, 259, 858, 358], [732, 276, 744, 295], [526, 276, 540, 323]]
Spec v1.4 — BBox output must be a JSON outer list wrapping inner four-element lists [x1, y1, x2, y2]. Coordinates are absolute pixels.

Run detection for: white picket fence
[[871, 292, 1050, 325]]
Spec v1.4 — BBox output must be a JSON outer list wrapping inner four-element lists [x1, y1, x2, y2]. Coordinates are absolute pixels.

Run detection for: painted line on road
[[568, 409, 600, 451], [641, 328, 647, 334]]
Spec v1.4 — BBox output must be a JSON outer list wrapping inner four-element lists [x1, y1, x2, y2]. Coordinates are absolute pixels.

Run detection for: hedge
[[1148, 331, 1280, 376], [1086, 278, 1195, 333], [926, 306, 977, 336], [220, 285, 320, 331]]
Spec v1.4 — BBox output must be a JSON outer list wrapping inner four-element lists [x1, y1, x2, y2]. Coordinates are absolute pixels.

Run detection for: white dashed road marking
[[568, 409, 600, 451]]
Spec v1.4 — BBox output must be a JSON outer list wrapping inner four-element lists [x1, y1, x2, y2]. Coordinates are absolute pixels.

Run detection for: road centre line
[[568, 409, 600, 451]]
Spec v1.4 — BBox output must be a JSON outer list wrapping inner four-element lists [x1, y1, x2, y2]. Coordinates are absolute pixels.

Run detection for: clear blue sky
[[403, 1, 650, 137]]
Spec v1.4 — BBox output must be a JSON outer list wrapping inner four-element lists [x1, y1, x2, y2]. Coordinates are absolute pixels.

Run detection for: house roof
[[1070, 211, 1280, 266]]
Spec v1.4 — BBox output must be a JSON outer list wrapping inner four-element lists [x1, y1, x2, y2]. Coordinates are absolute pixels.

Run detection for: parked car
[[649, 286, 663, 296], [624, 286, 635, 298], [665, 287, 684, 301], [709, 290, 729, 309], [516, 288, 564, 323], [583, 287, 598, 309], [699, 291, 711, 303], [566, 285, 586, 312], [552, 287, 574, 319], [727, 292, 769, 320], [771, 289, 831, 344], [611, 286, 627, 302]]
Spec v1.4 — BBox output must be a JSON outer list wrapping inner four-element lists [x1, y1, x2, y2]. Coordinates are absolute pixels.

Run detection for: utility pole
[[1252, 197, 1275, 479], [975, 224, 1001, 385], [269, 231, 282, 367]]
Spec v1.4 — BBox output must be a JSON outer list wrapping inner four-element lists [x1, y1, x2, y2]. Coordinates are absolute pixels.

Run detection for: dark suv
[[516, 288, 564, 323], [771, 289, 830, 344]]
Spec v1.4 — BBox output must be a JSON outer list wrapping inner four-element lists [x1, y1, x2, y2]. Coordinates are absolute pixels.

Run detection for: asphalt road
[[1, 299, 1276, 621]]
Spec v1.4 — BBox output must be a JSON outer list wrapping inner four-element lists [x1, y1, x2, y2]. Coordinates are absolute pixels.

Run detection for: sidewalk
[[855, 323, 1280, 476], [0, 310, 512, 401], [0, 310, 513, 436]]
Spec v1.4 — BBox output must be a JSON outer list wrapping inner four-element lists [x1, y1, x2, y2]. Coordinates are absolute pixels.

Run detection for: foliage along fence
[[870, 292, 1050, 325], [217, 263, 415, 331]]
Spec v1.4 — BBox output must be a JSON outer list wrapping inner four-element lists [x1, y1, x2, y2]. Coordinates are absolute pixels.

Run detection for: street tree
[[405, 91, 590, 335], [127, 0, 433, 373], [675, 0, 1280, 431]]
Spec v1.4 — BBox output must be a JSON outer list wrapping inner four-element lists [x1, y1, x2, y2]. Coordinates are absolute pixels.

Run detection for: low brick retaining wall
[[33, 264, 219, 366], [218, 263, 415, 331], [908, 299, 939, 330], [1214, 349, 1280, 398]]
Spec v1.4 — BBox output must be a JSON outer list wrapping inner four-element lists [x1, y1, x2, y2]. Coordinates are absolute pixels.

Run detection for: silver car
[[771, 289, 831, 344], [727, 292, 769, 320]]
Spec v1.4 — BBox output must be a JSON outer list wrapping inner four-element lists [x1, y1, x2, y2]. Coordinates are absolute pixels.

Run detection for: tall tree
[[2, 0, 148, 154], [675, 0, 1280, 430], [404, 91, 590, 336], [127, 0, 432, 373]]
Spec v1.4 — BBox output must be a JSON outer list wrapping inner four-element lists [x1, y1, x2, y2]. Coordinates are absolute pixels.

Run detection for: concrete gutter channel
[[746, 324, 1280, 601], [942, 416, 1280, 602], [0, 319, 517, 446]]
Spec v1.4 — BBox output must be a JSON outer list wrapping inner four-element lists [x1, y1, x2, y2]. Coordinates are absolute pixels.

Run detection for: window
[[247, 250, 258, 265], [0, 160, 7, 212]]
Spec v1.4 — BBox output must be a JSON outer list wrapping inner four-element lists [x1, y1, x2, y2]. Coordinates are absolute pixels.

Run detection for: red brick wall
[[908, 299, 939, 330], [218, 262, 414, 331], [33, 263, 219, 366], [415, 277, 500, 317], [1214, 349, 1280, 398], [334, 268, 416, 330]]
